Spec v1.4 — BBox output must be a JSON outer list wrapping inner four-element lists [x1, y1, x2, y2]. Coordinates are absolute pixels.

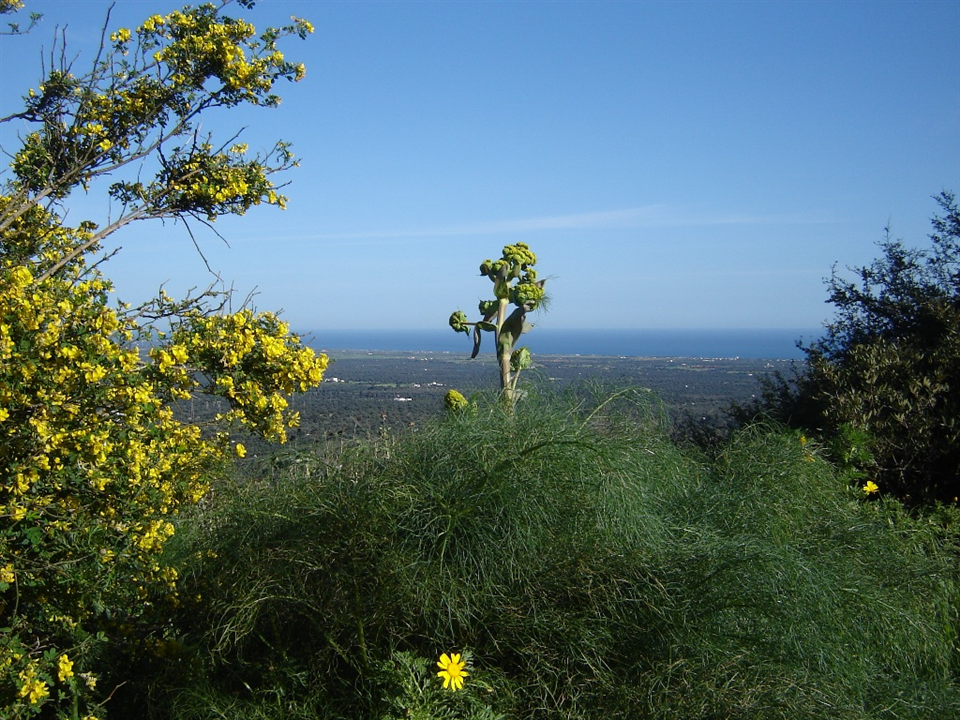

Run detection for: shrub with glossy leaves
[[737, 192, 959, 502], [805, 192, 959, 501]]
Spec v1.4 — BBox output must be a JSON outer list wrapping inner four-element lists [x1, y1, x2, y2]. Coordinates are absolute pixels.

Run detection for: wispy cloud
[[238, 205, 834, 243], [448, 206, 671, 234]]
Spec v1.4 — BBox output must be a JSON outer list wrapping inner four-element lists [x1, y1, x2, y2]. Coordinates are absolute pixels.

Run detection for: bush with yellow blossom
[[0, 2, 323, 717]]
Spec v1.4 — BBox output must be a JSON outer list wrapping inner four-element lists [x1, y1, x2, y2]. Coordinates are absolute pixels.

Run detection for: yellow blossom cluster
[[0, 260, 205, 715], [142, 5, 311, 101], [0, 647, 94, 719], [0, 240, 326, 716], [157, 141, 290, 220], [157, 308, 328, 442], [16, 661, 47, 706], [0, 196, 100, 277], [12, 3, 310, 211], [56, 654, 73, 683]]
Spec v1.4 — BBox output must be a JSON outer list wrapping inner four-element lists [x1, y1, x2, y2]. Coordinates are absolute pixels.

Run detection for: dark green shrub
[[649, 426, 960, 719], [736, 191, 960, 502]]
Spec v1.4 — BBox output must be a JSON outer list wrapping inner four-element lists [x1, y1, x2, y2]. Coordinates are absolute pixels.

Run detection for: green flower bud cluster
[[479, 243, 542, 301], [479, 258, 501, 278], [481, 243, 537, 281], [444, 388, 469, 413], [503, 242, 536, 269], [510, 346, 532, 372], [511, 281, 545, 310], [449, 310, 470, 335], [478, 299, 498, 317]]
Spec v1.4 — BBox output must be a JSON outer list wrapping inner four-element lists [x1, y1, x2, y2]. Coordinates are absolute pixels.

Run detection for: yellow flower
[[17, 663, 49, 704], [21, 678, 48, 704], [235, 443, 246, 458], [57, 654, 74, 682], [0, 563, 14, 584], [437, 651, 468, 691], [862, 480, 879, 495]]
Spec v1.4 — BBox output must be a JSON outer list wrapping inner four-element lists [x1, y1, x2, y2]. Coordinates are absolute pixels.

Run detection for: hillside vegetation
[[117, 388, 960, 719], [1, 2, 958, 718]]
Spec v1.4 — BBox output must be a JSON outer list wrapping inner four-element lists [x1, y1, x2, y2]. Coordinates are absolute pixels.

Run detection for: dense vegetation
[[118, 389, 959, 719], [1, 2, 958, 718]]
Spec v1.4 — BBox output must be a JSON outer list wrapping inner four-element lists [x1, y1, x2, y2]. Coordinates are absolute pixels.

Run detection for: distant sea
[[306, 328, 822, 360]]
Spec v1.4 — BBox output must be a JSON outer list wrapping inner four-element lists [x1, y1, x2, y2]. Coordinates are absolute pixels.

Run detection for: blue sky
[[2, 0, 958, 333]]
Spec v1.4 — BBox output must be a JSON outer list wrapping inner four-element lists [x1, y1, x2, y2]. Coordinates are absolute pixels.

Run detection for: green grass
[[114, 386, 960, 719]]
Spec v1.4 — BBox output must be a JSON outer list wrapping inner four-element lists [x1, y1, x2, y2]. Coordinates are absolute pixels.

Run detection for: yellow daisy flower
[[437, 651, 469, 691]]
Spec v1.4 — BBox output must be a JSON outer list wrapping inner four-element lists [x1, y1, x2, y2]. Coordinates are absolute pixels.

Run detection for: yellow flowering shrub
[[0, 2, 322, 717], [155, 309, 327, 443]]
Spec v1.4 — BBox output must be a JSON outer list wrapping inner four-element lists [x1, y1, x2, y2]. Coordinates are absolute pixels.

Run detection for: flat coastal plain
[[213, 350, 796, 448]]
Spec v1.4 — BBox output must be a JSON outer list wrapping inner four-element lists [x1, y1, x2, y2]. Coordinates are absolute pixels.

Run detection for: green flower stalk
[[448, 242, 546, 405]]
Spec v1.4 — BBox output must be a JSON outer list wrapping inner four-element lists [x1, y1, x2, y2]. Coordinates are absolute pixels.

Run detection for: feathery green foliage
[[122, 388, 959, 719]]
